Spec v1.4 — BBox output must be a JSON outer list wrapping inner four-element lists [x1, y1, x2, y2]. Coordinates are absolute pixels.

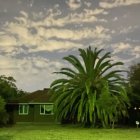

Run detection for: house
[[6, 88, 55, 124]]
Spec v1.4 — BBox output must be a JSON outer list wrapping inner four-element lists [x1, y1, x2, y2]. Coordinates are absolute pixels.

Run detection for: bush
[[0, 111, 9, 125], [0, 96, 9, 125], [0, 96, 5, 112]]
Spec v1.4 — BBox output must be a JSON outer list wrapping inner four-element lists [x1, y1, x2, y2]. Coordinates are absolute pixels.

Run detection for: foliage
[[50, 47, 129, 128], [0, 75, 25, 125], [0, 111, 9, 125], [0, 75, 18, 102], [0, 96, 9, 125], [127, 63, 140, 106], [0, 96, 5, 112]]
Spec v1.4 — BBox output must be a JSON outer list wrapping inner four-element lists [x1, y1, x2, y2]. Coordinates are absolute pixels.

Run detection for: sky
[[0, 0, 140, 92]]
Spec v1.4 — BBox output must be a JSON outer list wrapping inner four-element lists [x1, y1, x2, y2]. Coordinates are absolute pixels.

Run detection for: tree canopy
[[128, 63, 140, 106], [50, 47, 129, 128], [0, 75, 18, 102], [0, 75, 26, 125]]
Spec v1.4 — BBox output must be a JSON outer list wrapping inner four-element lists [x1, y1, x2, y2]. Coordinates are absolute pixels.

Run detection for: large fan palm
[[50, 47, 129, 127]]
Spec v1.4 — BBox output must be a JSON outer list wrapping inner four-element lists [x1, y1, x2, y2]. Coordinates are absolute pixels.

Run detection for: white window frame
[[40, 104, 54, 115], [19, 104, 29, 115]]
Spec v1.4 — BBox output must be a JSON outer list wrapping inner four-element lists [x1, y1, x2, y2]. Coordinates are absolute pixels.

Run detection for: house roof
[[8, 88, 53, 104]]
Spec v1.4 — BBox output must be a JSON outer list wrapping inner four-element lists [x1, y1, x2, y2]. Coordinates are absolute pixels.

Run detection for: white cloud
[[0, 56, 20, 70], [119, 26, 138, 34], [99, 0, 140, 9], [84, 1, 91, 7], [110, 43, 140, 64], [29, 40, 83, 52], [0, 9, 110, 54], [111, 55, 133, 67], [20, 11, 28, 18], [0, 35, 17, 53], [66, 0, 82, 10], [8, 9, 105, 32], [111, 42, 131, 54], [113, 17, 118, 21], [131, 46, 140, 58], [37, 26, 110, 41], [0, 33, 83, 53], [14, 8, 105, 28], [0, 55, 64, 91], [0, 35, 16, 47], [66, 8, 106, 23]]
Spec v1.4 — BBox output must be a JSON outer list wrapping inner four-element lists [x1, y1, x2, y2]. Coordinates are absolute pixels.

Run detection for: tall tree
[[128, 63, 140, 106], [50, 47, 129, 128]]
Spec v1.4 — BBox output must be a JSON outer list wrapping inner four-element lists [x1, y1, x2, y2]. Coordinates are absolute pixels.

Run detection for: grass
[[0, 123, 140, 140]]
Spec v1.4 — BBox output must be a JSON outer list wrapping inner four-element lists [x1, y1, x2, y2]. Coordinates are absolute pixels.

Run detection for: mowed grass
[[0, 123, 139, 140]]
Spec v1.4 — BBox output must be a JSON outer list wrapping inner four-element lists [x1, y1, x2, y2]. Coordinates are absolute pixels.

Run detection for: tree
[[0, 96, 9, 125], [0, 96, 5, 112], [126, 63, 140, 125], [0, 75, 22, 125], [0, 75, 18, 102], [128, 63, 140, 106], [50, 47, 129, 128]]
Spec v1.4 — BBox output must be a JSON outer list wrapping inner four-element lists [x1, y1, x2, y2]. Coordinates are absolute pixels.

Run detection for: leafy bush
[[0, 96, 9, 125], [0, 96, 5, 112], [0, 111, 9, 125]]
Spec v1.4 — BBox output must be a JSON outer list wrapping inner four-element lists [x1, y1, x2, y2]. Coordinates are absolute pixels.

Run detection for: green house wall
[[14, 104, 55, 123]]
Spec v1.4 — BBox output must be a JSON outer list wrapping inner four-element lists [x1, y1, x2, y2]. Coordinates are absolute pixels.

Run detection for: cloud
[[111, 42, 131, 54], [0, 56, 20, 70], [0, 9, 110, 54], [84, 1, 92, 7], [0, 34, 83, 53], [131, 46, 140, 58], [0, 35, 17, 53], [0, 55, 63, 91], [113, 17, 118, 21], [119, 26, 138, 34], [66, 0, 82, 10], [99, 0, 140, 9], [110, 42, 140, 65], [37, 26, 110, 41], [111, 55, 134, 69], [14, 8, 105, 28], [29, 40, 83, 52], [66, 8, 106, 23], [4, 9, 107, 34]]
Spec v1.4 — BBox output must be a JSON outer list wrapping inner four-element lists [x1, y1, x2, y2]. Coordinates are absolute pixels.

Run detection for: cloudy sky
[[0, 0, 140, 92]]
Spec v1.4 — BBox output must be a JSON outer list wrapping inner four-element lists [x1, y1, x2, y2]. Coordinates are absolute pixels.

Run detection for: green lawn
[[0, 123, 139, 140]]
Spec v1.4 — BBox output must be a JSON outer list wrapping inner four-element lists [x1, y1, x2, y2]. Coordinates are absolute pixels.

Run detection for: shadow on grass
[[0, 135, 13, 140]]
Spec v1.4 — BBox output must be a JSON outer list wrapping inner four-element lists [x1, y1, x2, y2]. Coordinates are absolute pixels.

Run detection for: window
[[19, 104, 29, 115], [40, 104, 54, 115]]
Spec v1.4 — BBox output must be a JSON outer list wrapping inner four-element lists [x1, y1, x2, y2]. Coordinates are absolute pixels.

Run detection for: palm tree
[[50, 47, 129, 127]]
